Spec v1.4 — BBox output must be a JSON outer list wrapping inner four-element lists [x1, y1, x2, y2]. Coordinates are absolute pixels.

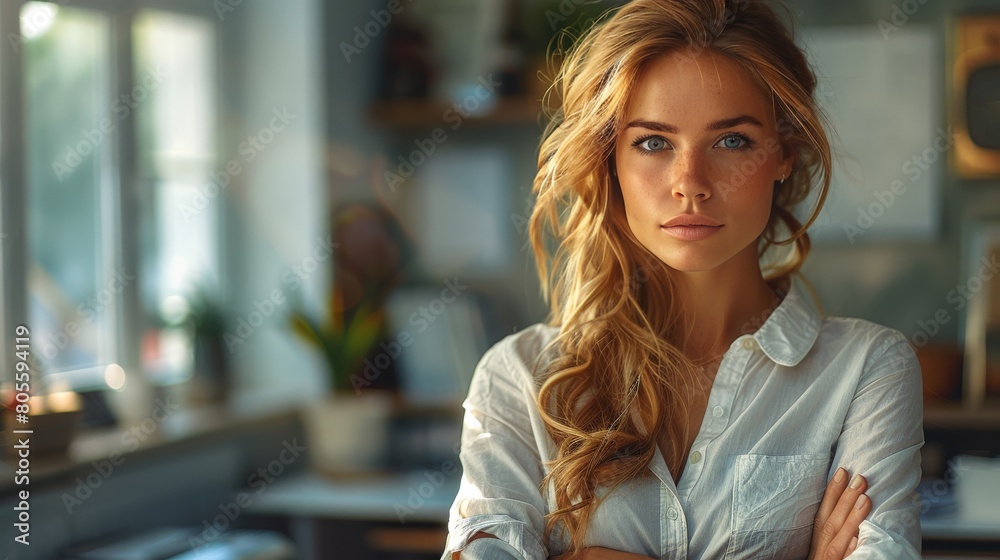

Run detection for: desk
[[249, 472, 460, 560], [249, 472, 1000, 558], [924, 515, 1000, 541], [922, 513, 1000, 556], [251, 471, 458, 522]]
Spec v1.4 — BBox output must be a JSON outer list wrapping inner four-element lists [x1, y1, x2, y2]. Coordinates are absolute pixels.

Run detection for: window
[[3, 0, 219, 397], [23, 2, 115, 390], [133, 10, 218, 385]]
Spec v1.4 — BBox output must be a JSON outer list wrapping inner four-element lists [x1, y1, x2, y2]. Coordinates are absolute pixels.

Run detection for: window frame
[[0, 0, 222, 401]]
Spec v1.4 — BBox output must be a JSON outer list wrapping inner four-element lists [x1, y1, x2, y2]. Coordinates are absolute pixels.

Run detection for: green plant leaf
[[289, 312, 323, 348]]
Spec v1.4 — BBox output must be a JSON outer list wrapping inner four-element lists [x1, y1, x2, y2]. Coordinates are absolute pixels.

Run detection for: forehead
[[624, 51, 774, 125]]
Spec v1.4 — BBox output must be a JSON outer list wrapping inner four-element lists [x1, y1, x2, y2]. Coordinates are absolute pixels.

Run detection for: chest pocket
[[725, 453, 829, 559]]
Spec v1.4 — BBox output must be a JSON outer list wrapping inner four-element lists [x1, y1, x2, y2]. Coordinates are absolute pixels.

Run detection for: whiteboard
[[800, 26, 941, 244], [417, 146, 511, 275]]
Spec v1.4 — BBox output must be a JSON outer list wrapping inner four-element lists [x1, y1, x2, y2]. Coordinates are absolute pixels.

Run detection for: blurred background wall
[[1, 0, 999, 558]]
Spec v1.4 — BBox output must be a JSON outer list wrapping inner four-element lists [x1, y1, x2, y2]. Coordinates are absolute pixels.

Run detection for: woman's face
[[613, 51, 793, 273]]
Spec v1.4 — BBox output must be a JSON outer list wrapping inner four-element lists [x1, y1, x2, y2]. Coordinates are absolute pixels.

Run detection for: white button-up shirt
[[443, 277, 924, 559]]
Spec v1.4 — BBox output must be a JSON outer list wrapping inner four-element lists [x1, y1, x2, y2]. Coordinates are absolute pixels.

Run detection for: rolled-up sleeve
[[441, 343, 550, 560], [831, 333, 924, 559]]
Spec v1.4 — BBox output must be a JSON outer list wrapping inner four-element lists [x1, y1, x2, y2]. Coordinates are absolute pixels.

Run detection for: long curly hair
[[528, 0, 832, 552]]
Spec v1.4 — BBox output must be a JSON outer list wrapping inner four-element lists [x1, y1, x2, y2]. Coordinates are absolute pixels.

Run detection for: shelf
[[368, 96, 544, 128], [924, 402, 1000, 431], [0, 404, 302, 496], [249, 471, 457, 522]]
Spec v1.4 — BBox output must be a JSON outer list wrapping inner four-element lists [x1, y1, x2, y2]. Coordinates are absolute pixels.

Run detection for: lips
[[661, 215, 723, 241], [662, 215, 723, 228]]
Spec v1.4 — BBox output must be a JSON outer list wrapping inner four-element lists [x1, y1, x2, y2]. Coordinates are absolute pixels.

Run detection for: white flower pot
[[303, 392, 392, 476]]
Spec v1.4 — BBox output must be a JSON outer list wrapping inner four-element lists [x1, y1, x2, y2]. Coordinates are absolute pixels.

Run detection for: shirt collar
[[750, 275, 823, 367]]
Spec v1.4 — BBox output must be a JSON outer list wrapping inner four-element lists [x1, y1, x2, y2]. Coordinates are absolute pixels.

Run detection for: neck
[[669, 247, 784, 363]]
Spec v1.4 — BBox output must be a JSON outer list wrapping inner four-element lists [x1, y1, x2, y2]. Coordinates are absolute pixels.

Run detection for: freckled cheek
[[618, 170, 666, 214], [617, 154, 669, 197], [724, 172, 775, 231], [711, 158, 774, 198], [616, 176, 663, 236], [617, 180, 646, 222]]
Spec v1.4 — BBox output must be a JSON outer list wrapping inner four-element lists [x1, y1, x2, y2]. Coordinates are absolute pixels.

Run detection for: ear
[[777, 152, 795, 182]]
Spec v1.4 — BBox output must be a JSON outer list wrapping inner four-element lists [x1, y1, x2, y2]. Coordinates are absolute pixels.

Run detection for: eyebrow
[[625, 115, 764, 133]]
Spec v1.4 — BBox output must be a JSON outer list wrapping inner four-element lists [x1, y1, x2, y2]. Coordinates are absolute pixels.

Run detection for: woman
[[443, 0, 923, 558]]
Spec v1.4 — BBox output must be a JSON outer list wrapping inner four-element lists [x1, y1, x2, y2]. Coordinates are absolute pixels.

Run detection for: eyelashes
[[629, 133, 757, 155], [715, 133, 755, 151], [631, 135, 669, 154]]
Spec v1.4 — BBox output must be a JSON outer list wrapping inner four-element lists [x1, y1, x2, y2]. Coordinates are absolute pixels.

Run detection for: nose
[[671, 150, 712, 202]]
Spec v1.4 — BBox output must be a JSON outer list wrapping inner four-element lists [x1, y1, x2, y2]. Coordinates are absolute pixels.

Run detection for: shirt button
[[712, 406, 724, 418], [741, 339, 755, 350], [690, 451, 702, 464], [667, 507, 679, 520]]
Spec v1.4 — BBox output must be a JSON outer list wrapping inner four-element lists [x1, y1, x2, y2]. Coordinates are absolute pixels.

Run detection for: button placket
[[661, 485, 688, 558], [679, 346, 751, 497], [665, 502, 688, 558]]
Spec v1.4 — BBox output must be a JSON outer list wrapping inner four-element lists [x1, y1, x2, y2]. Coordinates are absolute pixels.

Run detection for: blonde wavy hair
[[528, 0, 833, 551]]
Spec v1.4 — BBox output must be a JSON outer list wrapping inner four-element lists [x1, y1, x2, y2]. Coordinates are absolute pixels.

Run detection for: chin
[[664, 260, 725, 273], [654, 250, 729, 273]]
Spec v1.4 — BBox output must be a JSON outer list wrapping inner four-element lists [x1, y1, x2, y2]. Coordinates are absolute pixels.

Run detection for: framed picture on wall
[[950, 15, 1000, 179], [962, 219, 1000, 407]]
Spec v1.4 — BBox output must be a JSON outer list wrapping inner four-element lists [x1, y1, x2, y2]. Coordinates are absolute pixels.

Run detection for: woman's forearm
[[550, 548, 656, 560]]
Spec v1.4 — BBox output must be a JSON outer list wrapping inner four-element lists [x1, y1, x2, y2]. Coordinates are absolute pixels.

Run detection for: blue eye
[[716, 134, 754, 151], [723, 137, 743, 149], [631, 135, 669, 154]]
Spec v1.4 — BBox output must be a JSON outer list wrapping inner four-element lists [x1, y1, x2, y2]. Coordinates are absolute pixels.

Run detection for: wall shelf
[[368, 96, 544, 128], [924, 402, 1000, 431]]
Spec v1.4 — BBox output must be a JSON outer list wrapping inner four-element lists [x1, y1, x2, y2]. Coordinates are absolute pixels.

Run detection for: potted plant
[[185, 282, 231, 403], [288, 200, 414, 476], [289, 294, 386, 395]]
